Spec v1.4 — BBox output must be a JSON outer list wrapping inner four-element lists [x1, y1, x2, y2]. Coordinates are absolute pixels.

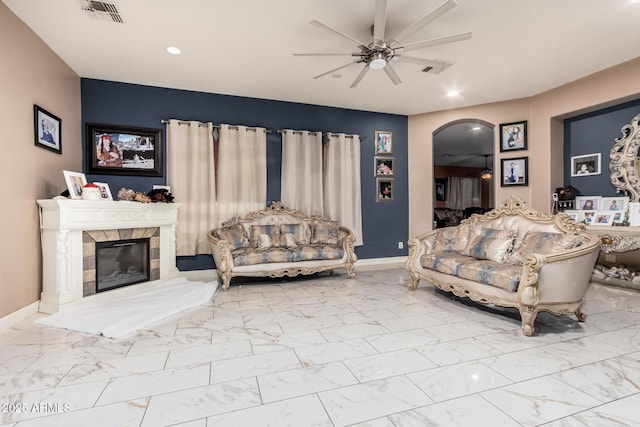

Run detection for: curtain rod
[[277, 129, 366, 141], [161, 119, 272, 133]]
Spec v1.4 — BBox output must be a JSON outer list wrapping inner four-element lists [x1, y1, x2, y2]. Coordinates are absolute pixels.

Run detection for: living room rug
[[35, 276, 218, 338]]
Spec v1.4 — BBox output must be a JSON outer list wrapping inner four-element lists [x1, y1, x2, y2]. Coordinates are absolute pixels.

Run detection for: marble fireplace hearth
[[37, 199, 180, 313]]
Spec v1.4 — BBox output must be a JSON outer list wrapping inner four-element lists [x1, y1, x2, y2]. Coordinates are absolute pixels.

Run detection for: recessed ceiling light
[[472, 126, 481, 131], [447, 90, 460, 97], [166, 46, 181, 55]]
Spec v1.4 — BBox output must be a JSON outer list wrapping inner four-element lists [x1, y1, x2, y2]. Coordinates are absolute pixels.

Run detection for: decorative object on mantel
[[147, 188, 174, 203], [62, 170, 87, 200], [81, 183, 102, 201], [610, 113, 640, 201]]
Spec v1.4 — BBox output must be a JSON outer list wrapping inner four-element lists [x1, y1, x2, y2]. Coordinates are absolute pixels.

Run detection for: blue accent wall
[[564, 98, 640, 196], [81, 79, 408, 271]]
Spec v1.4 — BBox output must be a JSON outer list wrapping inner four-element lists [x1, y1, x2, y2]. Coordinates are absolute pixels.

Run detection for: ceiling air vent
[[80, 0, 123, 23], [421, 62, 453, 74]]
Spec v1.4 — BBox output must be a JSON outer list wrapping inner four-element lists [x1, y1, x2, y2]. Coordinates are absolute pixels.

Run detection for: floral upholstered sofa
[[406, 197, 600, 336], [208, 202, 357, 291]]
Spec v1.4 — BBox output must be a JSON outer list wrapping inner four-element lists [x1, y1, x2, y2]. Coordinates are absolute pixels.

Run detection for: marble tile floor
[[2, 266, 640, 426]]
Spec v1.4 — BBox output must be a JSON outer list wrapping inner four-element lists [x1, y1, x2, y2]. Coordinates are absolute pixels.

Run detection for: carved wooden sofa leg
[[346, 262, 355, 279], [575, 301, 587, 322], [218, 271, 232, 292], [519, 306, 539, 336]]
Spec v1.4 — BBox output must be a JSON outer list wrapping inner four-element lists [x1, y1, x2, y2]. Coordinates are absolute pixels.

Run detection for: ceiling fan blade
[[398, 32, 472, 52], [310, 20, 369, 49], [395, 55, 452, 68], [390, 0, 457, 44], [294, 53, 360, 57], [372, 0, 388, 47], [313, 60, 360, 80], [383, 63, 402, 85], [350, 65, 370, 88]]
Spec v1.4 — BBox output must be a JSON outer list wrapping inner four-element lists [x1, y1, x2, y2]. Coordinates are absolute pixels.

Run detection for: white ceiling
[[4, 0, 640, 116]]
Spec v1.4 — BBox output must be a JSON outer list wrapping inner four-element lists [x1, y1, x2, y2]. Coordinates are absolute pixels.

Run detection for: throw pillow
[[461, 228, 516, 262], [250, 224, 280, 248], [507, 231, 584, 264], [213, 223, 250, 250], [256, 233, 282, 249], [433, 227, 459, 252], [280, 223, 310, 245], [281, 232, 298, 248], [311, 222, 339, 245]]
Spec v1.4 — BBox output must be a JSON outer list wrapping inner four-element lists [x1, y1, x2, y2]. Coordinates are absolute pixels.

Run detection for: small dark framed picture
[[86, 123, 162, 176], [499, 121, 527, 152], [375, 130, 393, 154], [571, 153, 601, 176], [501, 156, 528, 187], [374, 156, 394, 177], [34, 105, 62, 154], [435, 178, 447, 201], [377, 178, 394, 202]]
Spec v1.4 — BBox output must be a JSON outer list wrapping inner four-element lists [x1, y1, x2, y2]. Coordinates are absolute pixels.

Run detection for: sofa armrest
[[517, 235, 601, 306], [207, 231, 235, 273], [406, 230, 438, 290]]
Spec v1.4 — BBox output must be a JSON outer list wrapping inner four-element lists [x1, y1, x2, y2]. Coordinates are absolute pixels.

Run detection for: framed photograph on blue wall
[[86, 123, 162, 176], [571, 153, 601, 177]]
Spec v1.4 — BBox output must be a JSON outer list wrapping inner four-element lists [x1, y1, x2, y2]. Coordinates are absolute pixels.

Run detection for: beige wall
[[409, 57, 640, 237], [0, 3, 81, 318]]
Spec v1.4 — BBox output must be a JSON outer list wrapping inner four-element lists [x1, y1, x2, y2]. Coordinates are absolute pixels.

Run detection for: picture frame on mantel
[[34, 105, 62, 154], [86, 123, 162, 176]]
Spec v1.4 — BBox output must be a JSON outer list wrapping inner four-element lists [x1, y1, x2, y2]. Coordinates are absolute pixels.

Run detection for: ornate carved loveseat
[[208, 202, 357, 291], [406, 197, 601, 336]]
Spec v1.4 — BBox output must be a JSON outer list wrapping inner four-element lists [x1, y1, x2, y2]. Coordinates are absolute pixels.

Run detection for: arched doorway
[[433, 119, 494, 228]]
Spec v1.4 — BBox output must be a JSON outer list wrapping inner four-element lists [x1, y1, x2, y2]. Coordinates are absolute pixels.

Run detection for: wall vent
[[80, 0, 123, 23]]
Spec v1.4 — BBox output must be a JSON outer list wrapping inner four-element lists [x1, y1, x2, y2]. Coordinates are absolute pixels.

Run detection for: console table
[[585, 225, 640, 290]]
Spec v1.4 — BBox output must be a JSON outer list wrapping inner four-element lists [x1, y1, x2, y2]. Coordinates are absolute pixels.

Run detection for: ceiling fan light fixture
[[369, 52, 387, 69]]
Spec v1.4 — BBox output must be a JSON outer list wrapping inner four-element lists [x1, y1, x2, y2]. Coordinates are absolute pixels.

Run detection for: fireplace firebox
[[95, 238, 150, 293]]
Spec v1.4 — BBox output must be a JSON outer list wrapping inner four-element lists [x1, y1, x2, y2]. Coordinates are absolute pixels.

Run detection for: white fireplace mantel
[[37, 199, 181, 313]]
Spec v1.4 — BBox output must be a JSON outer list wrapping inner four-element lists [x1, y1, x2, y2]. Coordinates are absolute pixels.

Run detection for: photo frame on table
[[377, 178, 394, 202], [375, 130, 393, 155], [34, 105, 62, 154], [601, 196, 628, 213], [629, 202, 640, 226], [86, 123, 162, 176], [499, 121, 527, 152], [63, 170, 87, 200], [582, 210, 597, 225], [500, 156, 528, 187], [374, 156, 394, 177], [93, 182, 113, 200], [594, 212, 615, 226], [610, 210, 624, 224], [571, 153, 601, 177], [575, 196, 602, 211]]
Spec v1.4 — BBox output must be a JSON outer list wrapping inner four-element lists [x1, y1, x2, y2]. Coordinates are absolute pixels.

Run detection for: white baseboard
[[356, 256, 407, 268], [0, 301, 40, 332], [181, 269, 218, 282]]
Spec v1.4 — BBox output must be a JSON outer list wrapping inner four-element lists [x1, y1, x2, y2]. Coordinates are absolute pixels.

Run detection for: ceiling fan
[[294, 0, 472, 88]]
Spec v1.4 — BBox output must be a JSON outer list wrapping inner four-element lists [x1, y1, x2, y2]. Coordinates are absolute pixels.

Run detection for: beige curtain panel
[[166, 119, 217, 256], [217, 124, 267, 223], [280, 129, 324, 216], [323, 133, 363, 246]]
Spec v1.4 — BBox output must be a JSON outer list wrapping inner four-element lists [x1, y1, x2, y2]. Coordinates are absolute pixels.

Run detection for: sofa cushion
[[291, 244, 344, 261], [311, 222, 339, 245], [250, 225, 280, 248], [455, 260, 522, 292], [506, 231, 584, 265], [460, 228, 516, 262], [256, 233, 282, 249], [231, 247, 293, 266], [280, 223, 311, 245], [213, 223, 250, 250], [281, 233, 298, 248], [421, 253, 477, 275], [432, 227, 459, 253]]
